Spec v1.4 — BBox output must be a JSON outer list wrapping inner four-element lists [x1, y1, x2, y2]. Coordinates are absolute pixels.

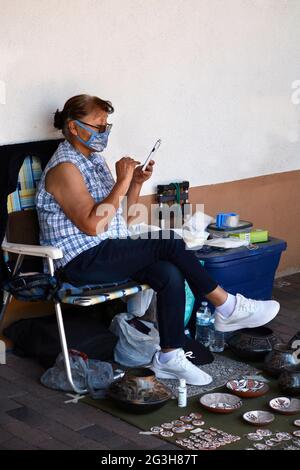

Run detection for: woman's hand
[[116, 156, 140, 186], [132, 160, 155, 185]]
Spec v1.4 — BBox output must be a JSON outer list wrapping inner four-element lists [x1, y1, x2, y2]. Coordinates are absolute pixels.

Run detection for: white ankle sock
[[159, 349, 179, 363], [215, 293, 237, 318]]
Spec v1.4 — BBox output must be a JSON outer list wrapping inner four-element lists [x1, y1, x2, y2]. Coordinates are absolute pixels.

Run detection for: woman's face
[[68, 107, 109, 150]]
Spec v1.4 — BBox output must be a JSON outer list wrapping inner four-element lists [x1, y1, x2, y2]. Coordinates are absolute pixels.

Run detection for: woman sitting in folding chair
[[36, 94, 280, 386]]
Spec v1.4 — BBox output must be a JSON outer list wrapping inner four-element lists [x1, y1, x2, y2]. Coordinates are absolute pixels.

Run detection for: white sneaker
[[151, 349, 213, 386], [215, 294, 280, 332]]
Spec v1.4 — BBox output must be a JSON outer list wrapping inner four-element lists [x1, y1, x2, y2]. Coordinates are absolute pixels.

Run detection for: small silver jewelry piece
[[276, 432, 292, 441], [150, 426, 162, 434], [254, 443, 269, 450], [256, 429, 272, 437], [172, 426, 186, 434], [190, 427, 204, 434], [189, 412, 203, 419], [160, 430, 174, 438], [180, 415, 193, 423], [184, 424, 194, 430], [192, 419, 205, 426], [247, 433, 263, 441], [172, 420, 185, 426], [161, 422, 174, 429], [266, 439, 280, 447]]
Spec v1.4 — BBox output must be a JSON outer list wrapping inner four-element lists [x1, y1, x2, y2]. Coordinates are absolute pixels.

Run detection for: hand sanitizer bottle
[[178, 378, 187, 407]]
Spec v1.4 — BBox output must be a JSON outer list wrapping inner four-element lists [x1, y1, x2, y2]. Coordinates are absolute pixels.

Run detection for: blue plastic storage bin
[[195, 237, 287, 301]]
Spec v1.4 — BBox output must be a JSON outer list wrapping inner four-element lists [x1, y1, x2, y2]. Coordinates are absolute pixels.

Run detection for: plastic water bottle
[[209, 313, 225, 352], [195, 301, 211, 347], [184, 328, 192, 339]]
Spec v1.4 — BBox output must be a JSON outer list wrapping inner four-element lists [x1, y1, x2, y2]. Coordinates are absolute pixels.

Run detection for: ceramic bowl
[[107, 367, 172, 414], [226, 378, 269, 398], [264, 343, 300, 377], [278, 367, 300, 396], [227, 327, 280, 361], [269, 397, 300, 415], [243, 410, 275, 426], [199, 392, 242, 414]]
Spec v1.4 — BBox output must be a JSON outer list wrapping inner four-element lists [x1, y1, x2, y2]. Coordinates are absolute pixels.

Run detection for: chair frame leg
[[47, 258, 87, 395], [0, 254, 24, 324]]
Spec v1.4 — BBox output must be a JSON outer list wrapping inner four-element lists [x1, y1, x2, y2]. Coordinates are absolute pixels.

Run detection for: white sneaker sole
[[151, 366, 213, 386], [150, 367, 179, 380], [215, 302, 280, 332]]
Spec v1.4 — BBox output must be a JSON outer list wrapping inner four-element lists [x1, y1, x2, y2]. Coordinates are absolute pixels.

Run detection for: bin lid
[[195, 237, 287, 265], [207, 220, 253, 232]]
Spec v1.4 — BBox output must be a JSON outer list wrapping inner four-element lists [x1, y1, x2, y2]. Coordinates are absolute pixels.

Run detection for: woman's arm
[[125, 160, 155, 225], [45, 159, 137, 236], [126, 181, 142, 225]]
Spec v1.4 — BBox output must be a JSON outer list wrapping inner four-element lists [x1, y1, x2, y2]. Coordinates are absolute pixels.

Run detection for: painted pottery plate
[[226, 378, 269, 397], [269, 397, 300, 415], [243, 410, 275, 426], [199, 393, 242, 414]]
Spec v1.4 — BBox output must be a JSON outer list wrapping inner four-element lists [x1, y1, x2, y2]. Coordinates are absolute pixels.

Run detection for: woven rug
[[159, 354, 260, 398]]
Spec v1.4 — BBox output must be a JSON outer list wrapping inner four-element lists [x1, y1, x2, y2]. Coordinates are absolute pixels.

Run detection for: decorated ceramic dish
[[199, 393, 242, 414], [226, 378, 269, 398], [243, 410, 275, 426], [269, 397, 300, 415]]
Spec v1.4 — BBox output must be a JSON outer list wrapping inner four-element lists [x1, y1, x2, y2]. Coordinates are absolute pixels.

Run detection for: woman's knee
[[159, 261, 185, 287], [133, 260, 185, 293]]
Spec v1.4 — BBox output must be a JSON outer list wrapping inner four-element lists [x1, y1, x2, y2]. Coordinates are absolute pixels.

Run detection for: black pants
[[63, 230, 218, 349]]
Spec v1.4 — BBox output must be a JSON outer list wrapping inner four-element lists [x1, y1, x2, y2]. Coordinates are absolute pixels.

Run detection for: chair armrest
[[2, 241, 63, 260]]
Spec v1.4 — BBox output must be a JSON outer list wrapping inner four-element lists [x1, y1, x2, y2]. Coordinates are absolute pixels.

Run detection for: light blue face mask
[[75, 120, 111, 152]]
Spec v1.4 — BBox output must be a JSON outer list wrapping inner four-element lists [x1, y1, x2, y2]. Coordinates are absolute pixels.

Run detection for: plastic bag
[[109, 313, 160, 367], [181, 210, 213, 249], [40, 350, 114, 397], [126, 289, 154, 317]]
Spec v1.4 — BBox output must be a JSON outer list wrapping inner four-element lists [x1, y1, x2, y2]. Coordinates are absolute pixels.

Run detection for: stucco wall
[[1, 0, 300, 195]]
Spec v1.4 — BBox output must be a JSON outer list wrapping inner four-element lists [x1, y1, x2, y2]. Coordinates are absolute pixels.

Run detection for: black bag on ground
[[183, 336, 214, 365], [4, 309, 118, 369]]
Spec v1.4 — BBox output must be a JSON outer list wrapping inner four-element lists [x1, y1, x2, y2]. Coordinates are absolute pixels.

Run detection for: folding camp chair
[[0, 155, 150, 394]]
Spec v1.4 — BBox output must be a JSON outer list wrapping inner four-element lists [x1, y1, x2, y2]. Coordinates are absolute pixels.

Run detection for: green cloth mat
[[83, 377, 300, 450]]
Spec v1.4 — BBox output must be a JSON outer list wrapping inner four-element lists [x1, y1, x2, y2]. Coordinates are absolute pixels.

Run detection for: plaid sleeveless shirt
[[36, 140, 130, 269]]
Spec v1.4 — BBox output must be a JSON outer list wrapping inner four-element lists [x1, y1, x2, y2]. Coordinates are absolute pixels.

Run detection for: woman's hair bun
[[53, 109, 64, 130]]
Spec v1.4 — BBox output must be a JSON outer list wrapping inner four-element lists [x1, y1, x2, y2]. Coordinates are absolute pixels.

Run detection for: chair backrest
[[6, 156, 42, 245]]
